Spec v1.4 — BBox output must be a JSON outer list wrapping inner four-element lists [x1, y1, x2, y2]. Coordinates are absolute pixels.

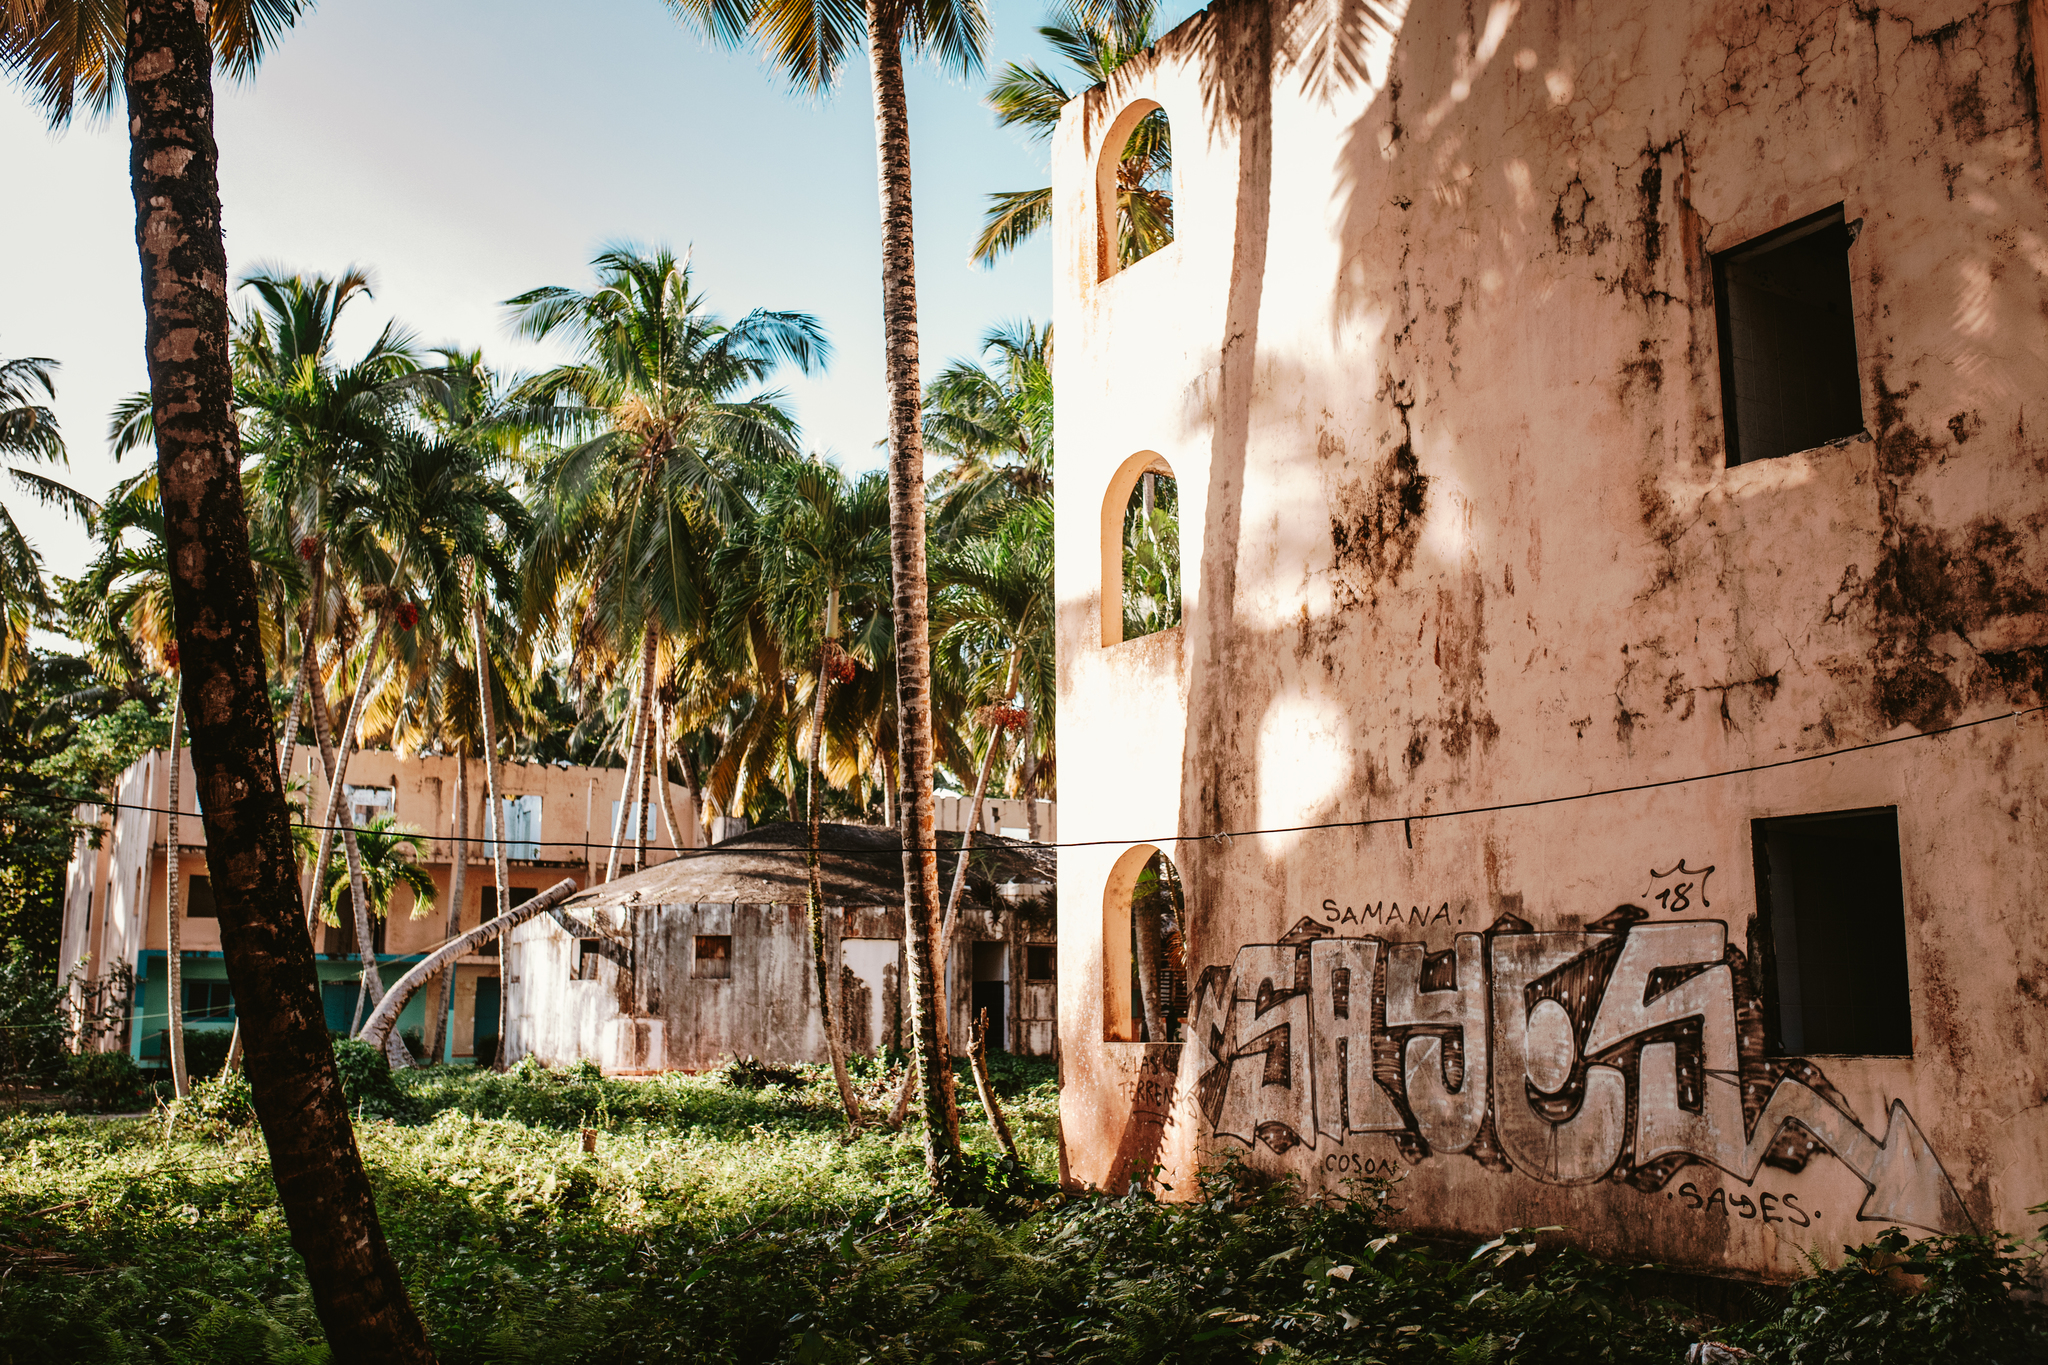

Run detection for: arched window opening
[[1122, 467, 1181, 639], [1104, 844, 1188, 1042], [1097, 101, 1175, 278]]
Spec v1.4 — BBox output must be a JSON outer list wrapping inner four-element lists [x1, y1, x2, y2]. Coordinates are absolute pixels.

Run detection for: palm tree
[[924, 321, 1054, 541], [314, 814, 436, 1032], [681, 0, 988, 1188], [0, 355, 86, 686], [0, 6, 432, 1351], [972, 0, 1169, 266], [401, 348, 533, 1063], [728, 458, 891, 1124], [509, 245, 827, 884]]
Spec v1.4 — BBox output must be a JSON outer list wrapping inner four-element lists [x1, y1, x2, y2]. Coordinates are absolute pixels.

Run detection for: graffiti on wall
[[1175, 904, 1969, 1233]]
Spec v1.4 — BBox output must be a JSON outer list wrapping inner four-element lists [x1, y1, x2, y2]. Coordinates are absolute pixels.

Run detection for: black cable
[[33, 702, 2041, 858]]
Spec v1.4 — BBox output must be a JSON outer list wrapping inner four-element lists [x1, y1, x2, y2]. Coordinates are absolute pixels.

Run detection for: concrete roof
[[565, 821, 1056, 911]]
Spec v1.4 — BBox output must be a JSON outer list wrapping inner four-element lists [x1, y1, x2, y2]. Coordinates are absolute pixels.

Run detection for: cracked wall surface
[[1052, 0, 2048, 1280]]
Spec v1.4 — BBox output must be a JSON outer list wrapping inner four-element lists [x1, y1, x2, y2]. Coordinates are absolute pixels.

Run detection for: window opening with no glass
[[574, 938, 602, 981], [1098, 101, 1174, 277], [1714, 204, 1864, 465], [694, 934, 732, 980], [184, 874, 216, 918], [1129, 852, 1187, 1042], [1025, 943, 1056, 982], [1750, 806, 1912, 1056], [1122, 467, 1181, 640]]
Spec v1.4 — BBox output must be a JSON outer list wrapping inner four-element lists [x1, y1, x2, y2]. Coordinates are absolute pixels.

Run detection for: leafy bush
[[181, 1072, 257, 1134], [180, 1027, 234, 1080], [1728, 1226, 2048, 1363], [331, 1038, 415, 1121], [65, 1050, 144, 1110]]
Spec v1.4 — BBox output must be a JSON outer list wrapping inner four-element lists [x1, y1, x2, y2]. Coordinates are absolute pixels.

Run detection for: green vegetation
[[4, 1054, 2042, 1363]]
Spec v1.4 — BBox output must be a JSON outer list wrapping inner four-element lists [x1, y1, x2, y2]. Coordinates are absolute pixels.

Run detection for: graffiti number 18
[[1676, 1182, 1813, 1227]]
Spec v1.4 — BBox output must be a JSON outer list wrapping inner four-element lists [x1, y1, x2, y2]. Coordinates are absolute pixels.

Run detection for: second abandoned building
[[1053, 0, 2048, 1286], [507, 823, 1059, 1072]]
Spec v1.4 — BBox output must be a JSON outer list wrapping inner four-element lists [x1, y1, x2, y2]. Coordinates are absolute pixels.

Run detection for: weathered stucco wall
[[1054, 0, 2048, 1279], [509, 902, 1057, 1072]]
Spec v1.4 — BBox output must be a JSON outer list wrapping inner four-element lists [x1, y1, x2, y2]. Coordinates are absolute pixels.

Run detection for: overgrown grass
[[1, 1055, 2042, 1363]]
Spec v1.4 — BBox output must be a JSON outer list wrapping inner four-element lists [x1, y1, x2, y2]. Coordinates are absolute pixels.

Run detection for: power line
[[40, 702, 2042, 859]]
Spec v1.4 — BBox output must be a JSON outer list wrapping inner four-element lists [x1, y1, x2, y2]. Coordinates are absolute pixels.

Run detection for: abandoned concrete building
[[1053, 0, 2048, 1282], [504, 823, 1058, 1072], [59, 748, 699, 1066]]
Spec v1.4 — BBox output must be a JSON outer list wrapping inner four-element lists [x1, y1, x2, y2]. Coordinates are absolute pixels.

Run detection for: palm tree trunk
[[867, 1, 961, 1187], [303, 644, 341, 930], [275, 647, 307, 781], [632, 679, 656, 873], [165, 684, 189, 1099], [887, 656, 1016, 1129], [122, 4, 433, 1353], [472, 598, 514, 1066], [968, 1007, 1019, 1162], [604, 633, 657, 882], [809, 604, 863, 1127], [330, 621, 389, 1033], [424, 746, 469, 1064], [654, 704, 685, 861]]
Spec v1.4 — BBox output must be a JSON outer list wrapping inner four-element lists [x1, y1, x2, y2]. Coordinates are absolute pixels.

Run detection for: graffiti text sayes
[[1177, 908, 1969, 1233]]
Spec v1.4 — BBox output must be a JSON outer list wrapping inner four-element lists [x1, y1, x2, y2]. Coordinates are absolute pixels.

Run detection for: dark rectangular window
[[1751, 806, 1912, 1056], [574, 938, 601, 981], [1715, 204, 1863, 465], [183, 980, 233, 1022], [478, 886, 538, 957], [1025, 944, 1056, 981], [185, 875, 216, 918], [694, 935, 731, 979]]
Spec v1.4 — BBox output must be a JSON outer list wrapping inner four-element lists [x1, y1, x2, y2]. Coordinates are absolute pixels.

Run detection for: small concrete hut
[[503, 822, 1057, 1074]]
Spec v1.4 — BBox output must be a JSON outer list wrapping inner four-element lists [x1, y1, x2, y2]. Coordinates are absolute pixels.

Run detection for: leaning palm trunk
[[274, 639, 308, 782], [165, 682, 189, 1099], [604, 633, 657, 882], [121, 5, 434, 1351], [867, 1, 961, 1184], [423, 747, 470, 1064], [472, 597, 515, 1066], [1133, 885, 1168, 1042], [888, 658, 1016, 1130], [968, 1007, 1019, 1162], [359, 877, 579, 1057], [808, 605, 863, 1126]]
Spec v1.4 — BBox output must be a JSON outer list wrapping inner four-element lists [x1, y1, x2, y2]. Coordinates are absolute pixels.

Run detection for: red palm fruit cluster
[[975, 704, 1029, 733], [823, 640, 858, 684]]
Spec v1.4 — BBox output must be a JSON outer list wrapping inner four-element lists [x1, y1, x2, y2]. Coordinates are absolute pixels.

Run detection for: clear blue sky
[[2, 0, 1199, 584]]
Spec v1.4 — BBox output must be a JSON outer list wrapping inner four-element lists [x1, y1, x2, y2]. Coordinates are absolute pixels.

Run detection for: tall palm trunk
[[604, 633, 657, 882], [472, 597, 514, 1066], [808, 595, 863, 1125], [888, 654, 1016, 1129], [275, 649, 306, 781], [165, 683, 188, 1099], [654, 705, 685, 861], [632, 681, 656, 872], [329, 620, 389, 1034], [424, 747, 469, 1064], [122, 4, 432, 1353], [867, 2, 961, 1183]]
